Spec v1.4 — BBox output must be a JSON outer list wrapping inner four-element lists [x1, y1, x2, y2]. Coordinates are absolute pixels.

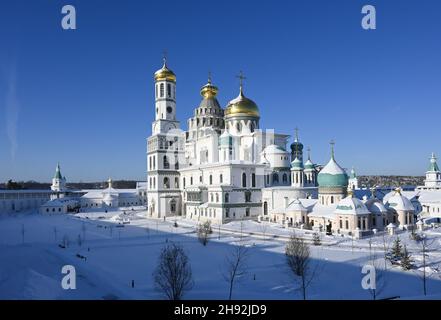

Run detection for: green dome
[[304, 159, 314, 170], [317, 157, 348, 188], [291, 158, 303, 170]]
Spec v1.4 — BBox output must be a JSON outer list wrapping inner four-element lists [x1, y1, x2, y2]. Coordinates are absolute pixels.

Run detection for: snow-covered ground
[[1, 210, 441, 300]]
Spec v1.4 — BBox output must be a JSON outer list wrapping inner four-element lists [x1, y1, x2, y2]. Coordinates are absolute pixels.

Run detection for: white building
[[146, 61, 314, 223]]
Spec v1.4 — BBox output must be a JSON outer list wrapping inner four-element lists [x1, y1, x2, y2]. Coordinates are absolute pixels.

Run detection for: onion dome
[[428, 153, 440, 172], [385, 188, 415, 211], [225, 82, 259, 118], [335, 191, 370, 215], [154, 58, 176, 82], [290, 129, 304, 156], [317, 142, 348, 188], [200, 76, 218, 99], [304, 147, 314, 170], [291, 157, 304, 170]]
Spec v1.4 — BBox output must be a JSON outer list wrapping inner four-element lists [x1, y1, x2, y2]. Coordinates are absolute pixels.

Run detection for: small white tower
[[291, 157, 304, 188], [51, 163, 66, 192], [348, 167, 359, 190], [424, 153, 441, 188]]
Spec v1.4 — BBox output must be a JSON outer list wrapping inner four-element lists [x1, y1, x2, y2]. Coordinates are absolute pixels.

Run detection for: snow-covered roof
[[319, 157, 346, 175], [385, 191, 415, 211], [334, 196, 371, 215], [262, 144, 288, 155], [365, 198, 388, 214]]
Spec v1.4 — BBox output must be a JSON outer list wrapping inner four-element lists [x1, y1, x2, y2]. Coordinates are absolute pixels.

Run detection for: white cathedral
[[145, 59, 424, 237]]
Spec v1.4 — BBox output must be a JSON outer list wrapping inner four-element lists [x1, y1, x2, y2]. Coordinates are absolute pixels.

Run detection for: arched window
[[225, 193, 229, 203], [183, 177, 186, 188], [220, 174, 223, 184], [160, 83, 164, 97], [236, 122, 242, 133], [175, 177, 179, 188], [330, 196, 334, 204], [210, 193, 214, 202], [155, 84, 158, 98], [190, 176, 193, 185], [209, 175, 213, 185], [250, 122, 255, 133], [216, 193, 219, 202], [242, 173, 247, 188], [167, 84, 171, 97], [263, 202, 268, 215], [283, 173, 288, 183], [163, 156, 170, 169], [252, 173, 256, 188], [163, 177, 170, 189], [273, 173, 279, 183]]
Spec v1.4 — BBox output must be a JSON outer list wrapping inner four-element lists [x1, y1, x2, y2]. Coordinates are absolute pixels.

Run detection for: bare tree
[[53, 226, 58, 242], [285, 235, 317, 300], [367, 244, 387, 300], [259, 221, 268, 241], [197, 221, 212, 246], [415, 235, 436, 296], [223, 243, 249, 300], [153, 242, 193, 300]]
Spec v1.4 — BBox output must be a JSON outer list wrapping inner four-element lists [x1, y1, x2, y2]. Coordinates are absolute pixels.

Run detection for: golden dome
[[154, 60, 176, 82], [225, 87, 260, 118], [200, 77, 218, 99]]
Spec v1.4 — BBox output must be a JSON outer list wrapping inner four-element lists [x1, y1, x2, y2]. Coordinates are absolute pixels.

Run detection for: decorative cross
[[208, 71, 212, 84], [307, 147, 311, 160], [294, 127, 299, 141], [330, 140, 335, 158], [236, 71, 246, 88], [162, 50, 168, 65]]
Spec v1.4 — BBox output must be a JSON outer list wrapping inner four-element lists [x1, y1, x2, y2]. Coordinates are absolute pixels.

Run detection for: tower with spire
[[348, 167, 359, 190], [424, 153, 441, 188], [51, 163, 67, 192], [147, 55, 183, 218], [304, 147, 317, 187]]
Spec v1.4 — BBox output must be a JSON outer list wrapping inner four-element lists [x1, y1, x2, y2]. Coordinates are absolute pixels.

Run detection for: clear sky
[[1, 0, 440, 182]]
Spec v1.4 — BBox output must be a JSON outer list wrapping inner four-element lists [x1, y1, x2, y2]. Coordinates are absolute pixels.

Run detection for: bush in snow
[[153, 242, 193, 300], [312, 232, 321, 246], [197, 221, 212, 246]]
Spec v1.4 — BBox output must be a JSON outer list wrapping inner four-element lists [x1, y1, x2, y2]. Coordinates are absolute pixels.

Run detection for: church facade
[[145, 60, 418, 236]]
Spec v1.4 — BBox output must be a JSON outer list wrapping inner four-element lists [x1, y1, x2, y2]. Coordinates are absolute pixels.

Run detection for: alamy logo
[[361, 264, 376, 290], [361, 5, 376, 30], [61, 5, 77, 30], [61, 265, 77, 290]]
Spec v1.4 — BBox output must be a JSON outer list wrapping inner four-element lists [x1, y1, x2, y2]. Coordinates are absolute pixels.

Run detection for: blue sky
[[1, 0, 440, 182]]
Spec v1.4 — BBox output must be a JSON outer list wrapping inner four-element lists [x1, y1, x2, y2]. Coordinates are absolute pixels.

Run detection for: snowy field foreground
[[1, 210, 441, 300]]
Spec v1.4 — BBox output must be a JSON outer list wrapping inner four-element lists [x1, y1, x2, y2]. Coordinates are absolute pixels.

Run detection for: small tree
[[223, 243, 249, 300], [197, 221, 212, 246], [77, 234, 82, 247], [285, 235, 317, 300], [390, 237, 403, 259], [153, 242, 193, 300], [400, 245, 413, 271], [312, 232, 321, 246]]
